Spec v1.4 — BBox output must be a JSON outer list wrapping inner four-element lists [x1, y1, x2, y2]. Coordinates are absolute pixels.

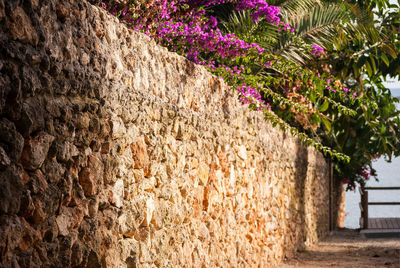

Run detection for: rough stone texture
[[0, 0, 330, 267]]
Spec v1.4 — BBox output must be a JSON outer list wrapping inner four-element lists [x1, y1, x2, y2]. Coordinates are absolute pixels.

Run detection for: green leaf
[[318, 100, 329, 112], [381, 54, 389, 67], [369, 56, 376, 74], [365, 61, 373, 77], [383, 44, 398, 59], [322, 117, 332, 132], [380, 125, 386, 135], [310, 91, 316, 102]]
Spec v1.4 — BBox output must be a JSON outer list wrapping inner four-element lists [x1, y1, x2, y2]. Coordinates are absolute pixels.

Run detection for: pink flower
[[311, 44, 324, 56]]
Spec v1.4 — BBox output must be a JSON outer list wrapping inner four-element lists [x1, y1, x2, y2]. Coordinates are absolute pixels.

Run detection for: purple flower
[[208, 16, 218, 28], [237, 0, 281, 25], [311, 44, 324, 56]]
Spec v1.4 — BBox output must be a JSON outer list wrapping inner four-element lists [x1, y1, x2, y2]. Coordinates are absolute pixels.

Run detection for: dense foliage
[[98, 0, 400, 188]]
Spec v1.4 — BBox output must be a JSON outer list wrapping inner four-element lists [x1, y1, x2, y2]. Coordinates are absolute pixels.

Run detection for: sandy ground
[[281, 229, 400, 268]]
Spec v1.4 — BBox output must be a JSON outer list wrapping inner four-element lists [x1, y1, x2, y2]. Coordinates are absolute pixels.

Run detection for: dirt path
[[281, 229, 400, 268]]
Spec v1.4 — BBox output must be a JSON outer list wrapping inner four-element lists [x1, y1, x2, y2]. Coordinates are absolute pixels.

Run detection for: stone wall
[[0, 0, 330, 267]]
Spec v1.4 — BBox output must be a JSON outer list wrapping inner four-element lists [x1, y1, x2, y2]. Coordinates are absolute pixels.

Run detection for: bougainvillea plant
[[96, 0, 400, 188], [97, 0, 355, 159]]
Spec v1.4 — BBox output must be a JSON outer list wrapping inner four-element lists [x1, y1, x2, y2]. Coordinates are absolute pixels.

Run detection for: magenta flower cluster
[[236, 0, 294, 32], [237, 83, 269, 110], [101, 0, 271, 64], [358, 166, 374, 180], [100, 0, 283, 111], [311, 44, 324, 56], [156, 19, 265, 64], [237, 0, 280, 23]]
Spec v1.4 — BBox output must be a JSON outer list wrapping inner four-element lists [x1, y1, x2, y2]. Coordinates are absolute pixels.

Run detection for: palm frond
[[296, 4, 349, 45], [221, 10, 279, 50], [279, 0, 322, 21], [333, 5, 388, 53], [275, 4, 349, 64]]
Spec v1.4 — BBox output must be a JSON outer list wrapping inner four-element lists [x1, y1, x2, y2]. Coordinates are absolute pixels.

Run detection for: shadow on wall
[[282, 134, 330, 257], [283, 138, 308, 256]]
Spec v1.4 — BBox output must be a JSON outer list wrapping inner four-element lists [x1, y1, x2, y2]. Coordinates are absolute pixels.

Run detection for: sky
[[383, 79, 400, 89]]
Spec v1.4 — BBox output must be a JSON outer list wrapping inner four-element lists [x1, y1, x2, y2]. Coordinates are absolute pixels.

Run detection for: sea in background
[[344, 88, 400, 229]]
